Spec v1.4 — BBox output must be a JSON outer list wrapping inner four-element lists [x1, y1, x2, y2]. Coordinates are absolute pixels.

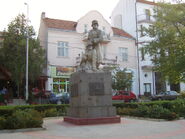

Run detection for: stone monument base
[[65, 71, 120, 125], [64, 116, 121, 125]]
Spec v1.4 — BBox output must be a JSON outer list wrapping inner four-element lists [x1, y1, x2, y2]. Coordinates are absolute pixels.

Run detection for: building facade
[[111, 0, 185, 95], [38, 11, 139, 95]]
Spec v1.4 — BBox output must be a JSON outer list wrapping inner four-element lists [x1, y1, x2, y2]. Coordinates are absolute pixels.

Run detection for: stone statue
[[79, 20, 103, 71]]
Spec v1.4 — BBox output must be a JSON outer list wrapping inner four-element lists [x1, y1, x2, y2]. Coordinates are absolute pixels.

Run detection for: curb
[[44, 116, 63, 120], [123, 116, 169, 122], [0, 127, 46, 134]]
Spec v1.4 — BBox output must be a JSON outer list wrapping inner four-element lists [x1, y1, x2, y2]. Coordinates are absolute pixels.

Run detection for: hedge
[[1, 99, 185, 129], [113, 99, 185, 120], [0, 109, 43, 129], [0, 104, 69, 130], [0, 104, 69, 117]]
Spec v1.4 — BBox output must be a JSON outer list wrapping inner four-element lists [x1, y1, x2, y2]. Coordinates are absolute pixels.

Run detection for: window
[[141, 47, 145, 61], [102, 26, 106, 35], [119, 47, 128, 61], [145, 9, 151, 20], [58, 41, 69, 57], [84, 24, 88, 33], [103, 45, 107, 59], [140, 25, 144, 37], [144, 83, 151, 93]]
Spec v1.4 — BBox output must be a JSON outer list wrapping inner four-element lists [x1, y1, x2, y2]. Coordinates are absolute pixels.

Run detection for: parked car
[[150, 91, 180, 101], [49, 92, 70, 104], [112, 91, 137, 102]]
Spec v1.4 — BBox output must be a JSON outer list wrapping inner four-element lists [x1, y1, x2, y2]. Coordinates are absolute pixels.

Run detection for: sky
[[0, 0, 121, 35], [0, 0, 181, 36]]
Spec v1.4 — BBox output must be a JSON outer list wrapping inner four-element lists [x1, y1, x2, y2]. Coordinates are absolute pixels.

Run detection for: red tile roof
[[43, 18, 76, 31], [137, 0, 156, 5], [43, 18, 134, 39], [112, 27, 134, 39]]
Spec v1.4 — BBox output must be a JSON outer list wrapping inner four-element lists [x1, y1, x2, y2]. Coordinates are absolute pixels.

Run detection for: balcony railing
[[102, 57, 118, 66], [137, 14, 154, 24], [140, 60, 154, 71]]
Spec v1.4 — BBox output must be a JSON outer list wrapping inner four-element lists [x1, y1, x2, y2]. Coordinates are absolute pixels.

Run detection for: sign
[[50, 66, 74, 78]]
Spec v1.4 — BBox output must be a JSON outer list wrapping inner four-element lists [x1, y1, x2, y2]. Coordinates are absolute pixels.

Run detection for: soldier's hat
[[92, 20, 99, 26]]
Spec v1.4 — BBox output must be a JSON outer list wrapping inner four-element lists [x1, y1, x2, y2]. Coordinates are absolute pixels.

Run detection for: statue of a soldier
[[79, 20, 103, 71]]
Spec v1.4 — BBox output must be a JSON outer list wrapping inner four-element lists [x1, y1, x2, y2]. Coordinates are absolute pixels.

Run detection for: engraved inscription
[[89, 82, 104, 96], [70, 84, 78, 97]]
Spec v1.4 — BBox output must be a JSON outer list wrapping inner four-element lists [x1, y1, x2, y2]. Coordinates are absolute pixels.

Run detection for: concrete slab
[[1, 117, 185, 139]]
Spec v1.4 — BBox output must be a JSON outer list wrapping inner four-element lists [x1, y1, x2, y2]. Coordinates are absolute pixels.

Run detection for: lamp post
[[25, 2, 29, 102]]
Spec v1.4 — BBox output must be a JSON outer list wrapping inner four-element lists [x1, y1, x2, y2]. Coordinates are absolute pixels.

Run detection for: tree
[[144, 2, 185, 84], [112, 68, 133, 91], [0, 14, 45, 96]]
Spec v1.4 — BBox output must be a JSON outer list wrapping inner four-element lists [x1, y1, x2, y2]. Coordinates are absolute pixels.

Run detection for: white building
[[111, 0, 185, 96], [38, 11, 139, 95]]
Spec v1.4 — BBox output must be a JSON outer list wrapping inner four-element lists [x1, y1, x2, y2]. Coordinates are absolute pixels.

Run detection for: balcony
[[102, 57, 118, 66], [137, 14, 154, 24], [140, 60, 154, 71], [75, 56, 81, 66]]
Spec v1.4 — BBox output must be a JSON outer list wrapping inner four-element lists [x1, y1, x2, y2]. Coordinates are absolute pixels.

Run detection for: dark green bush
[[136, 105, 150, 117], [0, 116, 6, 129], [117, 107, 137, 116], [43, 108, 58, 117], [25, 109, 43, 128], [4, 109, 43, 129], [149, 105, 166, 119], [115, 102, 179, 120], [0, 106, 14, 117], [0, 104, 69, 117]]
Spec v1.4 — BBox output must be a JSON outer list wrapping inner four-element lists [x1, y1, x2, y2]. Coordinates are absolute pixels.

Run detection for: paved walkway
[[1, 117, 185, 139]]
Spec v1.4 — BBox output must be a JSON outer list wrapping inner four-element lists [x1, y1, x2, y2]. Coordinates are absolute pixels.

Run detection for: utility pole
[[25, 2, 29, 102], [135, 1, 141, 98]]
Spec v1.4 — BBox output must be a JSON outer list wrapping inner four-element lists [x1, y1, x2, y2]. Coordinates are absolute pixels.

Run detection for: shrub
[[115, 102, 179, 120], [5, 110, 27, 129], [149, 105, 165, 119], [5, 109, 43, 129], [179, 91, 185, 99], [43, 108, 58, 117], [0, 106, 14, 117], [0, 116, 6, 129], [117, 107, 137, 116], [25, 109, 43, 128], [135, 105, 150, 117], [161, 111, 179, 120]]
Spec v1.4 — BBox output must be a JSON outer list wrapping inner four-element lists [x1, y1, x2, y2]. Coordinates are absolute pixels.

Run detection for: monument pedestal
[[64, 71, 120, 125]]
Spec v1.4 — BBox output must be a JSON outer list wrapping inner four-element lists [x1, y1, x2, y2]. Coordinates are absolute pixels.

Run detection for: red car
[[112, 91, 137, 102]]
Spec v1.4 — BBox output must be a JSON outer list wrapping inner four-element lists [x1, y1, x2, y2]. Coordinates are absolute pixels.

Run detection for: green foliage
[[0, 14, 45, 95], [0, 104, 69, 118], [0, 104, 70, 129], [179, 91, 185, 99], [43, 108, 58, 117], [117, 107, 137, 116], [112, 68, 133, 91], [143, 2, 185, 83], [0, 117, 6, 129], [114, 99, 185, 120], [116, 103, 179, 120], [5, 109, 43, 129], [0, 106, 14, 117], [136, 105, 150, 117]]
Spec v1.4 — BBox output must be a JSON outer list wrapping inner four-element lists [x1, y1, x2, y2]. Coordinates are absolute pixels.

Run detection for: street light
[[24, 2, 29, 102]]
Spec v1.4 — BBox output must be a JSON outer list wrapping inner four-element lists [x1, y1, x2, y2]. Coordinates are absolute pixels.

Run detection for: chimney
[[41, 12, 45, 19]]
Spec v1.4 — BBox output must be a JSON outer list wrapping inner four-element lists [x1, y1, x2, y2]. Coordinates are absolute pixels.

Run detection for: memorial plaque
[[89, 82, 104, 96], [70, 84, 78, 97]]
